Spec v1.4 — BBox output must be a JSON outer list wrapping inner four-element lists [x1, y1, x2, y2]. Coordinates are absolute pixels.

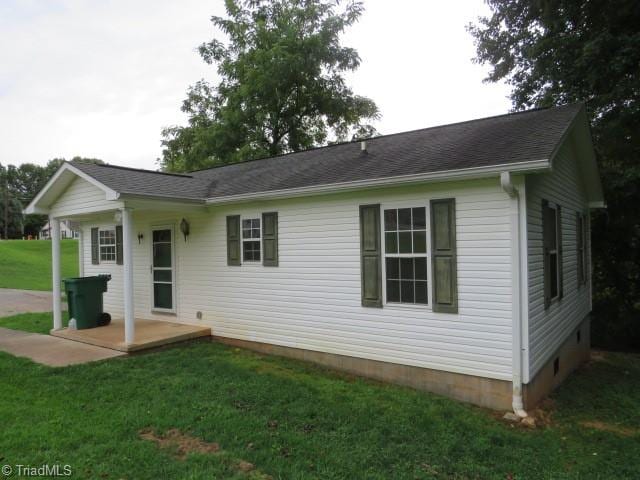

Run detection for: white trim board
[[24, 162, 119, 215]]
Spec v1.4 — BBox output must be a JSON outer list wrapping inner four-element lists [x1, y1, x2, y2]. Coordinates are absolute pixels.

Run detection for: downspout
[[500, 172, 528, 418]]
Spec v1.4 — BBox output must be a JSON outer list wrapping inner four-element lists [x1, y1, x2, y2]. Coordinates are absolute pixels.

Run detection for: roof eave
[[205, 159, 551, 205]]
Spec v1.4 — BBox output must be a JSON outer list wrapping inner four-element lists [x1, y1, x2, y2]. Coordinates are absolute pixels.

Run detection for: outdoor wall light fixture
[[180, 218, 190, 242], [137, 233, 144, 244]]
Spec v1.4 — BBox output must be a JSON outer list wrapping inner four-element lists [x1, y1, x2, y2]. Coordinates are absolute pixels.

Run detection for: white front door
[[151, 226, 175, 312]]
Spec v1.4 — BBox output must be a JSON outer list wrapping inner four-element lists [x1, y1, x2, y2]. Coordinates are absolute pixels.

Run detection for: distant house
[[39, 220, 78, 240], [25, 104, 604, 413]]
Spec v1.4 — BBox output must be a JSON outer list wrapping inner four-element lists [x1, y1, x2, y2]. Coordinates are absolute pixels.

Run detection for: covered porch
[[24, 161, 211, 352], [45, 204, 208, 352], [51, 318, 211, 352]]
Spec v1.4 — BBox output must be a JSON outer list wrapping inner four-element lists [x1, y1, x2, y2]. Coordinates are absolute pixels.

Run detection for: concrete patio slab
[[51, 319, 211, 352], [0, 288, 66, 317], [0, 327, 125, 366]]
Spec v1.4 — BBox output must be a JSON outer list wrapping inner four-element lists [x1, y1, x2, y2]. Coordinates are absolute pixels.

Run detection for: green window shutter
[[542, 200, 552, 309], [262, 212, 278, 266], [359, 204, 382, 308], [226, 215, 241, 266], [91, 227, 99, 265], [557, 205, 564, 299], [430, 198, 458, 313], [116, 225, 123, 265]]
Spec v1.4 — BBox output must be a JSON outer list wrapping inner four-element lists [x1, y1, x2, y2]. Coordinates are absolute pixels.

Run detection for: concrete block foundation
[[214, 314, 591, 412], [213, 335, 513, 410], [523, 315, 591, 409]]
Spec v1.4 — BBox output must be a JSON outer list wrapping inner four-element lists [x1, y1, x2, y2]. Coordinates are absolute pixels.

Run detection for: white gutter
[[500, 171, 528, 418], [206, 159, 550, 205], [117, 193, 206, 204]]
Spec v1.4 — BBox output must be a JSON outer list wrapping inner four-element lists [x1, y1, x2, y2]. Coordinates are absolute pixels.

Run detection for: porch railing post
[[51, 217, 62, 331], [122, 208, 135, 344]]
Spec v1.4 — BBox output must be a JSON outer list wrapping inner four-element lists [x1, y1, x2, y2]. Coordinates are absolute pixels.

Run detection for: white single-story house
[[25, 103, 604, 414], [39, 219, 78, 240]]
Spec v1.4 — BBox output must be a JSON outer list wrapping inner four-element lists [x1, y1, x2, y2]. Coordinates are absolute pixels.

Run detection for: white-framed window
[[99, 228, 117, 262], [382, 206, 428, 305], [544, 203, 561, 300], [576, 212, 587, 286], [242, 217, 261, 262]]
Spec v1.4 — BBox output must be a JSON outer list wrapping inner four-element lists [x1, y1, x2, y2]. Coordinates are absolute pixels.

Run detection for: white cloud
[[0, 0, 510, 170]]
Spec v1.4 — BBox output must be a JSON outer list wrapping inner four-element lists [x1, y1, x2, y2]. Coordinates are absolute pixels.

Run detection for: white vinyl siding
[[49, 177, 122, 218], [80, 217, 125, 317], [78, 178, 515, 381], [526, 139, 592, 378]]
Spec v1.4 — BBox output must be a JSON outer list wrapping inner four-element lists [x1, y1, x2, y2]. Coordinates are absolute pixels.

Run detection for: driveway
[[0, 327, 125, 366], [0, 288, 66, 317]]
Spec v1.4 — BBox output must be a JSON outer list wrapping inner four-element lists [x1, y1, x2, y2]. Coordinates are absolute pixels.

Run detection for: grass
[[0, 312, 68, 334], [0, 313, 639, 479], [0, 239, 78, 290]]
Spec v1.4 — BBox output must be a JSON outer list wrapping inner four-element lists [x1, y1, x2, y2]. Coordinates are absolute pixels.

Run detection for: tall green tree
[[1, 164, 24, 239], [469, 0, 640, 350], [160, 0, 379, 172], [1, 157, 103, 238]]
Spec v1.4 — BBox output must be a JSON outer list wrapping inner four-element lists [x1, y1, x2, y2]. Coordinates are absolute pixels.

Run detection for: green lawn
[[0, 313, 638, 479], [0, 312, 68, 333], [0, 239, 78, 290]]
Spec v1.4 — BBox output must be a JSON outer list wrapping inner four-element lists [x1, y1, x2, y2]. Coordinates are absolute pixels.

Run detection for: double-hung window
[[576, 212, 587, 285], [383, 207, 428, 304], [242, 218, 261, 262], [543, 201, 562, 304], [99, 228, 116, 262], [227, 213, 279, 266]]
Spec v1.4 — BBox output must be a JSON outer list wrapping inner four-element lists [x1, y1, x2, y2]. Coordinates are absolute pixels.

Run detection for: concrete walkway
[[0, 327, 125, 366], [0, 288, 66, 317]]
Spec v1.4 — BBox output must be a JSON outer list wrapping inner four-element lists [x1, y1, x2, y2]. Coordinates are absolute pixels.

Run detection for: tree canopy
[[159, 0, 379, 172], [1, 157, 103, 239], [469, 0, 640, 350]]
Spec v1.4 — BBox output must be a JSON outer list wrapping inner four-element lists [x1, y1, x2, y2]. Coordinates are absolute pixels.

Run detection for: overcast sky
[[0, 0, 511, 170]]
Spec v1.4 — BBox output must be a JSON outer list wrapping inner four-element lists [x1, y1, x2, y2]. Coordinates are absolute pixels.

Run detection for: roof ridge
[[71, 161, 194, 178], [187, 103, 583, 175]]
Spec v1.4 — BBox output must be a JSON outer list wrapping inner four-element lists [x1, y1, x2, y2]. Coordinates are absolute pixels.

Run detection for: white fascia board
[[24, 162, 119, 215], [588, 201, 607, 209], [64, 163, 120, 199], [205, 159, 550, 205], [24, 205, 51, 215]]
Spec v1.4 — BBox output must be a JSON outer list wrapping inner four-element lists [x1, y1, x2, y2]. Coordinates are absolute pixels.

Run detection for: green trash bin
[[63, 275, 111, 329]]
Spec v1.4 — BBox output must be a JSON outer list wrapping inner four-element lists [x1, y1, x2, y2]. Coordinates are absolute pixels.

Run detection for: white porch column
[[51, 217, 62, 330], [77, 228, 84, 277], [122, 208, 135, 344]]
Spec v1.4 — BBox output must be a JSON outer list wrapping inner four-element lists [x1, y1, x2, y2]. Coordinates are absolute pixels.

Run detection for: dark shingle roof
[[72, 103, 582, 201], [70, 162, 211, 201]]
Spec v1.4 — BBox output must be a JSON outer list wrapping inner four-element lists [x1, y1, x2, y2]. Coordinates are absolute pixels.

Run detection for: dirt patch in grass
[[579, 420, 638, 437], [139, 428, 272, 479], [528, 398, 555, 428], [495, 399, 556, 429], [139, 428, 220, 459]]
